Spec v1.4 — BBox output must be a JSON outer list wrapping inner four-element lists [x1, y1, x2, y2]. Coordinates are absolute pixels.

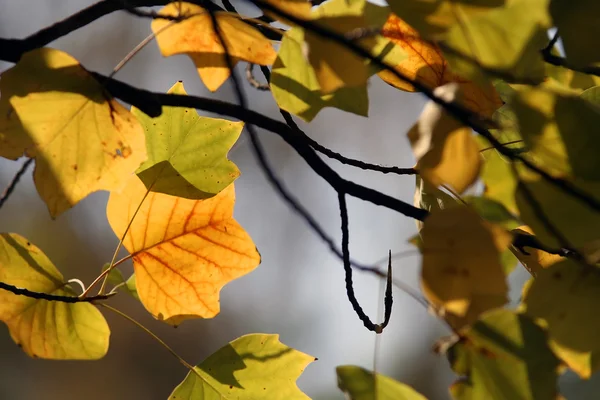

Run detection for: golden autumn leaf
[[152, 2, 277, 92], [408, 83, 482, 194], [0, 233, 110, 360], [106, 176, 260, 325], [420, 207, 512, 321], [379, 14, 503, 119], [0, 48, 146, 217], [511, 226, 563, 277]]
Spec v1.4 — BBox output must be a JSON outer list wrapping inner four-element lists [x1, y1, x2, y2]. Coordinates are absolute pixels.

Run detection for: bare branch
[[0, 281, 114, 303], [0, 158, 33, 210]]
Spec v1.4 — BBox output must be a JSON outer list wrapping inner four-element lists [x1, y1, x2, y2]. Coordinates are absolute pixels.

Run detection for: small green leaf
[[448, 309, 559, 400], [0, 233, 110, 360], [464, 196, 520, 230], [132, 81, 243, 199], [477, 137, 518, 215], [336, 365, 426, 400], [169, 334, 314, 399]]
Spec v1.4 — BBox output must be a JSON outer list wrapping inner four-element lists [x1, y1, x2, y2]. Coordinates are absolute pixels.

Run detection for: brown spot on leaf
[[72, 164, 78, 171]]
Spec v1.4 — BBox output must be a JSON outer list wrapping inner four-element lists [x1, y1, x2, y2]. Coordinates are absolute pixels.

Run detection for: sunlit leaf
[[133, 81, 242, 198], [379, 14, 502, 119], [169, 334, 314, 399], [304, 0, 405, 93], [259, 0, 312, 21], [413, 175, 458, 232], [0, 48, 146, 217], [550, 0, 600, 67], [0, 233, 110, 359], [510, 226, 562, 277], [336, 365, 426, 400], [271, 27, 369, 122], [409, 84, 481, 194], [522, 260, 600, 378], [463, 196, 519, 231], [512, 86, 600, 180], [153, 3, 277, 92], [442, 0, 550, 84], [546, 62, 600, 94], [420, 206, 511, 320], [106, 176, 260, 324], [580, 86, 600, 105], [448, 309, 559, 399]]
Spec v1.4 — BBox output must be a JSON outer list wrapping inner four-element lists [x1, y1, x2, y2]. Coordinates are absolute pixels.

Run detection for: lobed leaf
[[0, 233, 110, 359], [106, 176, 260, 324]]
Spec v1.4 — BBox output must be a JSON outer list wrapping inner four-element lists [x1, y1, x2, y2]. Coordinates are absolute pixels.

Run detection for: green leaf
[[512, 86, 600, 180], [581, 86, 600, 105], [522, 260, 600, 378], [442, 0, 550, 84], [448, 309, 559, 400], [132, 81, 243, 199], [271, 28, 369, 122], [550, 0, 600, 67], [477, 137, 519, 215], [100, 264, 139, 300], [169, 334, 315, 399], [464, 196, 520, 230], [336, 365, 426, 400], [0, 233, 110, 359]]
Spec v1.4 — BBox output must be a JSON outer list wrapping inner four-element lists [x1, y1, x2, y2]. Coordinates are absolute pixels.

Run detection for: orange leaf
[[106, 177, 260, 324], [153, 3, 277, 92], [379, 14, 502, 119]]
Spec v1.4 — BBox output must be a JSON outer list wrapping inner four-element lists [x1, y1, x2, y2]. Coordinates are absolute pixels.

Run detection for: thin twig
[[0, 158, 33, 210], [0, 281, 114, 303], [245, 63, 270, 91]]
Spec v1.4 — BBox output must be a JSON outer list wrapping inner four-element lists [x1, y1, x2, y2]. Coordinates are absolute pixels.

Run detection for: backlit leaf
[[169, 334, 314, 399], [408, 84, 481, 194], [420, 207, 511, 320], [463, 196, 519, 231], [259, 0, 312, 21], [522, 260, 600, 378], [0, 48, 146, 217], [304, 0, 405, 93], [271, 27, 369, 122], [510, 226, 562, 277], [152, 3, 277, 92], [133, 81, 243, 198], [0, 233, 110, 359], [379, 14, 502, 119], [580, 86, 600, 105], [336, 365, 426, 400], [106, 176, 260, 324], [413, 175, 458, 232], [448, 309, 559, 400]]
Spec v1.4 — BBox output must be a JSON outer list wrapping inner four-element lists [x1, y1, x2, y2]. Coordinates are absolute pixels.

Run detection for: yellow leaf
[[420, 207, 511, 319], [379, 14, 502, 119], [153, 3, 277, 92], [0, 48, 146, 217], [511, 226, 563, 277], [106, 176, 260, 324], [260, 0, 312, 21], [522, 260, 600, 378], [408, 83, 482, 194], [0, 233, 110, 359]]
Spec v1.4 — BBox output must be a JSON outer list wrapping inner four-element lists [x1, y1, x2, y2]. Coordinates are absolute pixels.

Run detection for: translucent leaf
[[304, 0, 405, 93], [413, 175, 458, 232], [477, 137, 518, 215], [336, 365, 426, 400], [420, 207, 511, 320], [0, 233, 110, 359], [101, 263, 139, 300], [271, 27, 369, 122], [442, 0, 550, 84], [512, 86, 600, 180], [169, 334, 314, 399], [0, 48, 146, 217], [408, 84, 481, 194], [463, 196, 519, 231], [152, 3, 276, 92], [378, 14, 502, 119], [522, 260, 600, 378], [448, 309, 559, 400], [133, 81, 242, 198], [106, 176, 260, 324], [581, 86, 600, 105], [510, 226, 562, 277]]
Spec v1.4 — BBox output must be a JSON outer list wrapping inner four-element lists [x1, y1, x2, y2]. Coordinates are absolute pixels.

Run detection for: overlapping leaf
[[408, 84, 481, 194], [477, 137, 519, 215], [106, 176, 260, 324], [0, 48, 146, 217], [522, 260, 600, 378], [510, 226, 562, 277], [336, 365, 426, 400], [152, 2, 277, 92], [169, 334, 314, 399], [379, 14, 502, 119], [133, 81, 243, 198], [413, 175, 457, 232], [270, 27, 369, 121], [420, 207, 511, 326], [448, 309, 559, 399], [0, 233, 110, 359]]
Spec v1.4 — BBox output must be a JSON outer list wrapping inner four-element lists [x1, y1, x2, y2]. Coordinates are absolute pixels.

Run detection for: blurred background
[[0, 1, 597, 399]]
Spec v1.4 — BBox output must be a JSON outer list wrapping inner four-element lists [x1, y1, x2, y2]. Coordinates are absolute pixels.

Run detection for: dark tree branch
[[0, 158, 33, 210], [0, 281, 114, 303]]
